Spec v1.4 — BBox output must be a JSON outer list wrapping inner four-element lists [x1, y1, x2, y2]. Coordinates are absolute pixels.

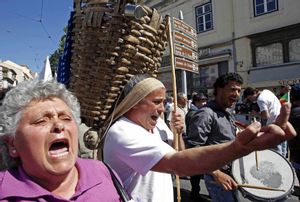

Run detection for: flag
[[279, 92, 290, 105]]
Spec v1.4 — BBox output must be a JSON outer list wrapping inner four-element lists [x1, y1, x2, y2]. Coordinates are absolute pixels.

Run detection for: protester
[[185, 92, 208, 200], [164, 95, 174, 122], [243, 86, 287, 157], [185, 93, 208, 137], [167, 92, 188, 134], [188, 73, 244, 201], [103, 73, 296, 202], [288, 83, 300, 200], [278, 84, 291, 98], [188, 91, 199, 110], [0, 79, 126, 201]]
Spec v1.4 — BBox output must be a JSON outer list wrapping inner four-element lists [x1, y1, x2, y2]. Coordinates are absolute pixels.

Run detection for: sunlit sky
[[0, 0, 73, 73]]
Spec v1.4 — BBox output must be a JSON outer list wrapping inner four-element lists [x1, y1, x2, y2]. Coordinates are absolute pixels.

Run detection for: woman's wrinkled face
[[128, 87, 166, 131], [12, 97, 78, 179]]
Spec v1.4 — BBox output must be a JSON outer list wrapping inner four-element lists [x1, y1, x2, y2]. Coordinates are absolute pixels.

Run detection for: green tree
[[49, 27, 67, 75]]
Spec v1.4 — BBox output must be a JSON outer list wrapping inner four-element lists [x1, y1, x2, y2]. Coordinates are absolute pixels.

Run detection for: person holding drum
[[103, 73, 296, 202], [188, 72, 245, 201]]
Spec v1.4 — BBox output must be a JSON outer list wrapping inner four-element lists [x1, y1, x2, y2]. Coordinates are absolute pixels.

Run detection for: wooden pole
[[166, 15, 181, 202]]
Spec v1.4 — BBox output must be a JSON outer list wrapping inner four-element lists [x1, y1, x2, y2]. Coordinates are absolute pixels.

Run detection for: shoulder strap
[[103, 162, 132, 202]]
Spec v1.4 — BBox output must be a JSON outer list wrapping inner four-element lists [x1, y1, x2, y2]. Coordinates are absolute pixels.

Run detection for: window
[[254, 0, 278, 16], [289, 38, 300, 62], [218, 61, 228, 76], [255, 43, 283, 66], [199, 64, 218, 88], [250, 24, 300, 67], [195, 2, 213, 33]]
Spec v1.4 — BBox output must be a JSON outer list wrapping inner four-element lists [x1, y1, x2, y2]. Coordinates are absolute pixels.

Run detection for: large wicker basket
[[69, 0, 168, 151]]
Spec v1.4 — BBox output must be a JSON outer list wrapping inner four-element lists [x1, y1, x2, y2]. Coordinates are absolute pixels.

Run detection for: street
[[173, 177, 300, 202], [173, 177, 211, 202]]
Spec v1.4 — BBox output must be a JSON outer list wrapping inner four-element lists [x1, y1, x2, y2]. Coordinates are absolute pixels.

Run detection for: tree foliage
[[49, 27, 67, 74]]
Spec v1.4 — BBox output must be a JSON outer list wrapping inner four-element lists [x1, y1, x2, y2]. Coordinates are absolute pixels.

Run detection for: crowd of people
[[0, 72, 298, 202]]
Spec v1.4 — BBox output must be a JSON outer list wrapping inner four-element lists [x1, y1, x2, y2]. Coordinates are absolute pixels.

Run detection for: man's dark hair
[[213, 72, 243, 96], [280, 84, 291, 90], [242, 87, 256, 101], [192, 93, 207, 104], [291, 83, 300, 102]]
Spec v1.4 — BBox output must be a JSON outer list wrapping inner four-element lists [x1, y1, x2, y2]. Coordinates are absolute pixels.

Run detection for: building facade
[[0, 60, 34, 103], [144, 0, 300, 96]]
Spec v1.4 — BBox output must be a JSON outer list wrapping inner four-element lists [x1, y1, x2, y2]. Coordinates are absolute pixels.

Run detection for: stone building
[[144, 0, 300, 96], [0, 60, 34, 104]]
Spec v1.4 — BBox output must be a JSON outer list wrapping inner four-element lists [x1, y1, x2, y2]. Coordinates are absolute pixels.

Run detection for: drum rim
[[231, 149, 295, 201]]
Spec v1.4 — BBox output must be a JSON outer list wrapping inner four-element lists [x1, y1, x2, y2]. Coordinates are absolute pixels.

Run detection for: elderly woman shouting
[[0, 79, 128, 201]]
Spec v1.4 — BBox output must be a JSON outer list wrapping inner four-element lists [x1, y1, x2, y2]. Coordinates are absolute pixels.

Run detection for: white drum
[[232, 149, 294, 201]]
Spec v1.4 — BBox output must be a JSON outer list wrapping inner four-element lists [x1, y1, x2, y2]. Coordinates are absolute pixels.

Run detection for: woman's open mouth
[[48, 139, 70, 158], [151, 115, 159, 121]]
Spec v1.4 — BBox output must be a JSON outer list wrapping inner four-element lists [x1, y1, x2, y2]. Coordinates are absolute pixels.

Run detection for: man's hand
[[235, 103, 296, 152], [274, 103, 296, 137], [211, 170, 238, 190]]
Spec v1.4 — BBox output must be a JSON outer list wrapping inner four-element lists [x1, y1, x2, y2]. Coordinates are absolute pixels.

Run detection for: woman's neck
[[33, 166, 79, 199], [52, 167, 79, 199]]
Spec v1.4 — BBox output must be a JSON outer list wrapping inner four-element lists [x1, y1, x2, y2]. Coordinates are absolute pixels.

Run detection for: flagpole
[[166, 14, 181, 202]]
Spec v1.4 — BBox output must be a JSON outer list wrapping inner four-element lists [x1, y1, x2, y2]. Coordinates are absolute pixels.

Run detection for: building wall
[[233, 0, 300, 91], [146, 0, 236, 95], [0, 64, 17, 88], [234, 0, 300, 38], [145, 0, 300, 95], [147, 0, 234, 48], [0, 60, 33, 88], [234, 37, 251, 84], [195, 0, 234, 48]]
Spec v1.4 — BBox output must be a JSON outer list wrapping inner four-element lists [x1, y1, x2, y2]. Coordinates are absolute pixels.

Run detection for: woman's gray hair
[[0, 79, 81, 169]]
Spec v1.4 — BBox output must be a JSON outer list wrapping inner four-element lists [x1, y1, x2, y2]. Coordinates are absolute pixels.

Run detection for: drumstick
[[255, 151, 259, 170], [210, 181, 285, 192], [237, 183, 285, 192]]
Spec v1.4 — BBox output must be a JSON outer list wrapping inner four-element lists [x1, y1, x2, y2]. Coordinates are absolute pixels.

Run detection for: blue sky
[[0, 0, 73, 73]]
